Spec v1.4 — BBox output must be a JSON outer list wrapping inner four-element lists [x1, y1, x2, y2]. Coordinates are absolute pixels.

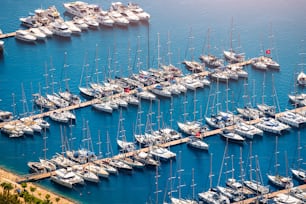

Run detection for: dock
[[15, 105, 306, 184], [0, 32, 16, 39], [232, 184, 306, 204]]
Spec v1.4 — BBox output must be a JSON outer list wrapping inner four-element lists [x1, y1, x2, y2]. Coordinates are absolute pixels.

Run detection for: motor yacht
[[15, 30, 37, 42], [49, 21, 72, 37]]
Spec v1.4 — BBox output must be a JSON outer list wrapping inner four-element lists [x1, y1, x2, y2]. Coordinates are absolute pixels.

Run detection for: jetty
[[232, 184, 306, 204], [14, 105, 306, 184], [0, 32, 16, 39]]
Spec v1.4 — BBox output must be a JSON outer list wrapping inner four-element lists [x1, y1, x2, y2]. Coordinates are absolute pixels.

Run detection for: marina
[[0, 0, 306, 203]]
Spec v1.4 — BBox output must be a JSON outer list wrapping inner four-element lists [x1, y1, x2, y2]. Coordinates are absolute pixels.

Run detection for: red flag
[[265, 49, 271, 55]]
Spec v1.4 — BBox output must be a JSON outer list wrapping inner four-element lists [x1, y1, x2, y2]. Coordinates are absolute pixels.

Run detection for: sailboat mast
[[249, 141, 253, 181], [157, 32, 161, 68], [167, 31, 172, 65], [209, 153, 214, 189], [193, 90, 198, 121], [274, 136, 279, 176]]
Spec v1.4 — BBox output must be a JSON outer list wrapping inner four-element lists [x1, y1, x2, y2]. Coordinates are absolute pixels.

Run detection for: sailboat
[[198, 153, 230, 204], [264, 24, 280, 70], [256, 73, 277, 117], [290, 132, 306, 183], [168, 152, 198, 204], [66, 121, 97, 164], [177, 91, 204, 135], [92, 130, 118, 175], [267, 136, 294, 189], [58, 52, 81, 105], [79, 52, 100, 99], [296, 44, 306, 86], [116, 108, 136, 152], [199, 28, 224, 68], [243, 142, 269, 195], [236, 79, 264, 120], [182, 28, 205, 73], [223, 18, 245, 63]]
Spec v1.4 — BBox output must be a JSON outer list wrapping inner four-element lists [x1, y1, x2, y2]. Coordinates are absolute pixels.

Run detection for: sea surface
[[0, 0, 306, 203]]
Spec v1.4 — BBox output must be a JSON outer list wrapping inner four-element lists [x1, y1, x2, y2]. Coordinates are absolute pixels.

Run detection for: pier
[[232, 184, 306, 204], [14, 105, 306, 184], [0, 32, 16, 39]]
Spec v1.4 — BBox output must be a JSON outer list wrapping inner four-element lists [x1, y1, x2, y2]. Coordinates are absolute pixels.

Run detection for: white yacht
[[96, 12, 114, 27], [83, 16, 99, 29], [236, 106, 264, 120], [1, 123, 24, 138], [51, 153, 77, 168], [28, 28, 46, 40], [0, 110, 13, 122], [15, 30, 37, 42], [220, 129, 245, 144], [0, 40, 4, 54], [136, 90, 156, 100], [187, 136, 209, 150], [108, 10, 129, 27], [49, 21, 72, 37], [120, 10, 140, 23], [177, 121, 202, 135], [149, 146, 176, 161], [252, 59, 268, 70], [273, 193, 303, 204], [51, 168, 84, 188], [257, 103, 276, 117], [46, 94, 70, 108], [289, 187, 306, 202], [65, 21, 82, 34], [182, 60, 205, 73], [127, 3, 150, 21], [150, 84, 172, 98], [243, 180, 269, 195], [117, 139, 136, 152], [73, 17, 89, 30], [63, 1, 89, 17], [39, 26, 53, 37], [85, 163, 109, 178], [255, 117, 291, 135], [223, 50, 245, 63], [39, 158, 57, 172], [198, 188, 230, 204], [92, 102, 113, 114], [49, 111, 69, 123], [234, 122, 263, 139], [297, 71, 306, 86], [288, 93, 306, 107], [72, 165, 100, 183], [276, 111, 306, 128]]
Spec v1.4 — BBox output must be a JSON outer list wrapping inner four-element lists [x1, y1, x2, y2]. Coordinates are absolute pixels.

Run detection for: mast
[[167, 31, 172, 65], [177, 151, 185, 199], [96, 130, 103, 158], [154, 165, 161, 204], [190, 168, 196, 200], [209, 153, 214, 190], [157, 32, 161, 68], [42, 127, 48, 160], [193, 89, 198, 121]]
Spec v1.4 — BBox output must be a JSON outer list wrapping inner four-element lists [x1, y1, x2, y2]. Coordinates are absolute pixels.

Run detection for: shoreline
[[0, 166, 77, 204]]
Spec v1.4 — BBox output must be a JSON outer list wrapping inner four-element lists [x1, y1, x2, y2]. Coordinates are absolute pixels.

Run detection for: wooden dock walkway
[[15, 105, 306, 184], [0, 32, 16, 39], [232, 184, 306, 204]]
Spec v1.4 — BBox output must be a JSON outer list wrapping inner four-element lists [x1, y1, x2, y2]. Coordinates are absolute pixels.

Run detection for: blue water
[[0, 0, 306, 203]]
